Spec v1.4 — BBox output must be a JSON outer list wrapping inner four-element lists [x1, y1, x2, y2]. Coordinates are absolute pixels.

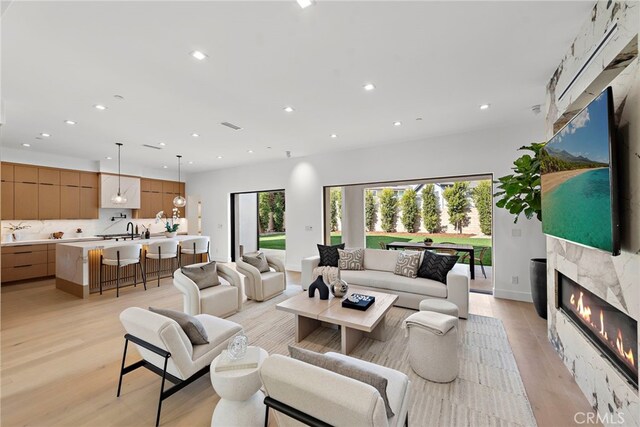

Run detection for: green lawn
[[259, 232, 492, 266]]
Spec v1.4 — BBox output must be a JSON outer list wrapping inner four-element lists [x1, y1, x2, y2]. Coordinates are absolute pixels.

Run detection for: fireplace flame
[[570, 291, 635, 369]]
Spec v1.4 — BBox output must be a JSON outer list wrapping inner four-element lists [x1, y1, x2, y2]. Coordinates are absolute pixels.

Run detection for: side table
[[210, 346, 268, 427]]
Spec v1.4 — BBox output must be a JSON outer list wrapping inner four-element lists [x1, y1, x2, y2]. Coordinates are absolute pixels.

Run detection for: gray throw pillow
[[242, 252, 270, 273], [149, 307, 209, 345], [394, 251, 421, 278], [289, 346, 394, 418], [181, 261, 220, 290], [338, 248, 365, 270]]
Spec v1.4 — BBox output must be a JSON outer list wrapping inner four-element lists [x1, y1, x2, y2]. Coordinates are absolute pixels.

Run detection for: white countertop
[[57, 234, 203, 249], [1, 236, 103, 247]]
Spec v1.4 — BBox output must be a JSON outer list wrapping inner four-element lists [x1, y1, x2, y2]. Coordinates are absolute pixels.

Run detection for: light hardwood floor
[[1, 273, 597, 427]]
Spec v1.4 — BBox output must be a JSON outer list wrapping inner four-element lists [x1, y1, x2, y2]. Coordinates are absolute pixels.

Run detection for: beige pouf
[[419, 299, 459, 318], [403, 311, 458, 383]]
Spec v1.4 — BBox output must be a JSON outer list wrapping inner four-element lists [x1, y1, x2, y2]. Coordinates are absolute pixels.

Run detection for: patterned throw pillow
[[242, 252, 270, 273], [417, 251, 459, 284], [394, 251, 421, 278], [317, 243, 345, 267], [338, 248, 365, 270]]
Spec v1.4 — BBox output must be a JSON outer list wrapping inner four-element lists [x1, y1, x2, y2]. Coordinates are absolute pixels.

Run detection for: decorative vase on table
[[329, 278, 349, 297], [165, 231, 177, 238], [530, 258, 547, 319]]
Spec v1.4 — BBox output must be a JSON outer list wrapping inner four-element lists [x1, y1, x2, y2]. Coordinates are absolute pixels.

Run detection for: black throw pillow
[[417, 251, 459, 284], [317, 243, 345, 267]]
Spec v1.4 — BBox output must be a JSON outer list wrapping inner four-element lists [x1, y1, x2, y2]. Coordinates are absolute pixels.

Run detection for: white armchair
[[173, 262, 243, 318], [260, 353, 410, 427], [118, 307, 243, 426], [236, 255, 286, 302]]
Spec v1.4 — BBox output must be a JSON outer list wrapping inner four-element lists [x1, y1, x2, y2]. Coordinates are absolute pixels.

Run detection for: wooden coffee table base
[[295, 314, 387, 354]]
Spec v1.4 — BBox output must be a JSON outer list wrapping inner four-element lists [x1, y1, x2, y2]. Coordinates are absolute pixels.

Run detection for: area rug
[[227, 289, 538, 427]]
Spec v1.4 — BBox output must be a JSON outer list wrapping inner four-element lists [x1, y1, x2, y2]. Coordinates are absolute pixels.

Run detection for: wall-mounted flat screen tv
[[541, 86, 620, 255]]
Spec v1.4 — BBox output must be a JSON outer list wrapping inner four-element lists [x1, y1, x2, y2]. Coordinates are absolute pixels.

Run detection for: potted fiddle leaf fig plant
[[494, 142, 548, 319]]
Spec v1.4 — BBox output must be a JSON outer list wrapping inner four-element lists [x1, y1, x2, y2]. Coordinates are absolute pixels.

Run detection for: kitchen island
[[56, 235, 208, 298]]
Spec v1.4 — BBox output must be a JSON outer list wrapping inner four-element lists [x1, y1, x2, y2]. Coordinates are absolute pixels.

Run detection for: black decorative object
[[317, 243, 345, 267], [530, 258, 547, 319], [308, 276, 329, 300], [342, 293, 375, 311], [417, 251, 459, 284]]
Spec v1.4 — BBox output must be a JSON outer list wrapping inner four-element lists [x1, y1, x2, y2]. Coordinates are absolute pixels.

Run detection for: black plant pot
[[530, 258, 547, 319]]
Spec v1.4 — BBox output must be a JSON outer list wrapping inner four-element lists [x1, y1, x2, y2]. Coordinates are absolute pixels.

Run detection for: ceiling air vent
[[142, 144, 162, 150], [221, 122, 242, 131]]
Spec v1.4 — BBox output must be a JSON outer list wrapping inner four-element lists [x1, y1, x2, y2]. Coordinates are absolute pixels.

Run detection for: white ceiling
[[1, 1, 593, 173]]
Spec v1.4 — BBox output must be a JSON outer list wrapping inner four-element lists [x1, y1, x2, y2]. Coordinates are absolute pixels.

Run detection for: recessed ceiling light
[[296, 0, 313, 9], [105, 156, 112, 160], [40, 133, 50, 137], [479, 104, 490, 110], [363, 83, 376, 91], [247, 150, 254, 154], [158, 142, 166, 146], [217, 155, 223, 159], [283, 106, 294, 113], [188, 161, 194, 165], [190, 50, 208, 61], [162, 165, 168, 169], [330, 134, 338, 138], [65, 120, 77, 125], [94, 104, 107, 110], [191, 133, 200, 137], [393, 121, 402, 126], [22, 143, 31, 147]]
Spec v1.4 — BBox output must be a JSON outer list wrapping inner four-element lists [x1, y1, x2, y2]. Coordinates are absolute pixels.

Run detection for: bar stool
[[179, 237, 210, 267], [145, 240, 179, 287], [99, 244, 146, 297]]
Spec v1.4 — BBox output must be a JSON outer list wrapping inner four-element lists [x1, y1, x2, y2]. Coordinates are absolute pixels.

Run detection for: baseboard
[[493, 288, 533, 303]]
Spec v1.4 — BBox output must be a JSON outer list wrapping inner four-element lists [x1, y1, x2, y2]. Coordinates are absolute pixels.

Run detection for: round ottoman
[[403, 311, 458, 383], [419, 299, 459, 318]]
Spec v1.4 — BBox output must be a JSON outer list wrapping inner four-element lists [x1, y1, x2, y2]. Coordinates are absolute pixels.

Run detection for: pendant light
[[110, 143, 127, 204], [173, 155, 186, 208]]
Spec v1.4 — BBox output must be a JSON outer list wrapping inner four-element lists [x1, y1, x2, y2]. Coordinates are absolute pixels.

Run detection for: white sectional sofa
[[301, 248, 469, 318]]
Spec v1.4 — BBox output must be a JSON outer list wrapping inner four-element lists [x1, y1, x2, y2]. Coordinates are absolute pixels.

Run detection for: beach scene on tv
[[541, 90, 613, 253]]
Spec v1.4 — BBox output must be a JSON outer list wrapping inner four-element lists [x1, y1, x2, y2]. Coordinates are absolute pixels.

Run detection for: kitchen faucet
[[126, 222, 134, 240]]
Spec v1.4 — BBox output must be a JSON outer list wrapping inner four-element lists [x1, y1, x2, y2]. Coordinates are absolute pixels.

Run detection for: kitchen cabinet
[[14, 182, 38, 220], [80, 172, 98, 188], [80, 187, 99, 219], [150, 180, 163, 193], [2, 181, 14, 220], [2, 164, 14, 182], [38, 168, 60, 185], [149, 192, 163, 217], [1, 244, 51, 283], [60, 185, 80, 219], [38, 183, 61, 219], [14, 165, 38, 183], [60, 170, 80, 187]]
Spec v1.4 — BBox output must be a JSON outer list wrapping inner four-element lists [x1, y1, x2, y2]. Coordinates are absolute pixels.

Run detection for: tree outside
[[421, 184, 441, 233], [330, 188, 342, 232], [365, 190, 377, 232], [272, 191, 285, 232], [472, 180, 493, 235], [399, 188, 420, 233], [258, 192, 272, 233], [443, 181, 471, 233], [379, 188, 398, 232]]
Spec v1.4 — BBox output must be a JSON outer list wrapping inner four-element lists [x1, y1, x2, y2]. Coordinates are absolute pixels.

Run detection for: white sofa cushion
[[341, 269, 447, 298], [363, 248, 398, 272]]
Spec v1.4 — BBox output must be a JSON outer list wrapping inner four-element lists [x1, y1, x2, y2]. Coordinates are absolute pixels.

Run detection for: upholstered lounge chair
[[260, 353, 410, 427], [173, 262, 243, 317], [236, 255, 286, 302], [118, 307, 243, 426]]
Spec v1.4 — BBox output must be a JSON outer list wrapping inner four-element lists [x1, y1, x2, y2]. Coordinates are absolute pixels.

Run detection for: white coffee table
[[209, 346, 268, 427]]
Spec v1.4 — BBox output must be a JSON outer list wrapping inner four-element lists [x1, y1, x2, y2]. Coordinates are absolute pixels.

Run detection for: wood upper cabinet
[[60, 186, 80, 219], [2, 181, 14, 220], [162, 181, 177, 194], [150, 180, 163, 193], [140, 178, 152, 192], [79, 187, 98, 219], [60, 170, 80, 187], [2, 164, 14, 182], [38, 168, 60, 185], [14, 182, 38, 219], [38, 183, 61, 219], [14, 165, 38, 183], [149, 192, 163, 217], [80, 172, 98, 188]]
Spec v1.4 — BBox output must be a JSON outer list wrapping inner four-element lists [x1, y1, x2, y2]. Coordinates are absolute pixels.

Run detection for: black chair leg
[[480, 261, 486, 279], [133, 263, 137, 288], [264, 404, 269, 427], [116, 266, 120, 298], [155, 356, 169, 427], [405, 413, 409, 427], [157, 248, 161, 287], [117, 339, 129, 397], [99, 257, 103, 295]]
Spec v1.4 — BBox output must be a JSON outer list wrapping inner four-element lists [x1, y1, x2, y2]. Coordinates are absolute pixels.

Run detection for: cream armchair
[[173, 262, 243, 318], [118, 307, 243, 426], [236, 255, 286, 302], [260, 353, 410, 427]]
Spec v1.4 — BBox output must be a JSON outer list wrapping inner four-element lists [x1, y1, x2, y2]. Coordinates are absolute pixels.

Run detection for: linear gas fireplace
[[557, 272, 638, 387]]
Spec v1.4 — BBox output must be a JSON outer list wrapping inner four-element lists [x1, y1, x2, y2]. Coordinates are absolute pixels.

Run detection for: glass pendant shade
[[111, 143, 127, 204], [173, 154, 187, 208]]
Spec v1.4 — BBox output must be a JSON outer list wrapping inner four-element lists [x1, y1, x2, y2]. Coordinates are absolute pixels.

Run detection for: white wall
[[341, 185, 366, 247], [189, 119, 547, 301], [238, 193, 258, 254]]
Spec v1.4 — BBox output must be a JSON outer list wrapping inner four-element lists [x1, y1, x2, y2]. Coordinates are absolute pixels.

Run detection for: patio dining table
[[385, 241, 476, 280]]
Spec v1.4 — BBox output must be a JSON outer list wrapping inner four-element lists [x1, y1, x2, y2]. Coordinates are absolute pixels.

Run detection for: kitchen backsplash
[[1, 209, 188, 242]]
